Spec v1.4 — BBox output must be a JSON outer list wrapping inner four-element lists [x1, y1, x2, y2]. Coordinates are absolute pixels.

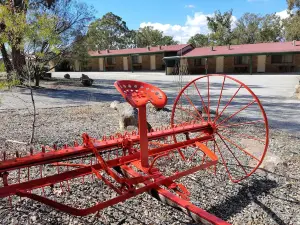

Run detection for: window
[[132, 55, 142, 64], [271, 54, 293, 64], [106, 57, 116, 65], [234, 56, 249, 65], [283, 54, 293, 63], [194, 58, 206, 66]]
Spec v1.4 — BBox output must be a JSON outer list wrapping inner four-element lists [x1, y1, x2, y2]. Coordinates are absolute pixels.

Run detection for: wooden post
[[205, 58, 208, 75], [131, 55, 134, 73], [104, 57, 106, 72]]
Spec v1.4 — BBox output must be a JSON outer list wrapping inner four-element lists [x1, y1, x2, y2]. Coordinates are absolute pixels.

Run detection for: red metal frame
[[0, 75, 269, 225]]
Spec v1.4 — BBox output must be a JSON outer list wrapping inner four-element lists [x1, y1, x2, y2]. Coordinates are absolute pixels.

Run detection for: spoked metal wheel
[[171, 74, 269, 183]]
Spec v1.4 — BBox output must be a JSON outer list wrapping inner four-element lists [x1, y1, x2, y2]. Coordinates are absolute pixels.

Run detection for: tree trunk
[[35, 74, 40, 86], [0, 44, 13, 77], [11, 46, 26, 80]]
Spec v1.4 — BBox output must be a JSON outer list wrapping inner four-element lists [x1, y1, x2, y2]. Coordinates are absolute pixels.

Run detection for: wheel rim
[[171, 74, 269, 183]]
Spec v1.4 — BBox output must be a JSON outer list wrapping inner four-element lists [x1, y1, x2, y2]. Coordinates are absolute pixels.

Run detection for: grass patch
[[0, 79, 21, 90]]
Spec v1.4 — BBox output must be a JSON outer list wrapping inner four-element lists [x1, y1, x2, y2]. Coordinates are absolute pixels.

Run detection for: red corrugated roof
[[183, 41, 300, 57], [89, 44, 191, 57]]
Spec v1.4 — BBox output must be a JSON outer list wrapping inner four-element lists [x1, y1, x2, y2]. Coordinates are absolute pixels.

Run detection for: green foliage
[[207, 10, 234, 45], [233, 13, 261, 44], [283, 15, 300, 40], [87, 13, 178, 49], [188, 34, 209, 47], [0, 4, 27, 48], [282, 0, 300, 41], [233, 13, 283, 44], [0, 62, 5, 72], [287, 0, 300, 11], [87, 12, 131, 50], [259, 14, 283, 42], [0, 79, 20, 90], [0, 0, 94, 85], [135, 26, 178, 47]]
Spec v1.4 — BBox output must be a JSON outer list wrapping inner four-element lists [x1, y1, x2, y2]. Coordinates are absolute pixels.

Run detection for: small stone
[[110, 100, 120, 109]]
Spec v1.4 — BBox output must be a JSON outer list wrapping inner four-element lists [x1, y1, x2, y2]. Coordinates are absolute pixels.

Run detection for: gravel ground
[[0, 79, 299, 225]]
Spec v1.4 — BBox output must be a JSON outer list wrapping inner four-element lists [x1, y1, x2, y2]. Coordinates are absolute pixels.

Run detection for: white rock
[[110, 100, 120, 110]]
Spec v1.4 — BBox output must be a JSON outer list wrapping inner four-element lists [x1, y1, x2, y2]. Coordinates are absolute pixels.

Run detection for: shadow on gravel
[[207, 179, 287, 225]]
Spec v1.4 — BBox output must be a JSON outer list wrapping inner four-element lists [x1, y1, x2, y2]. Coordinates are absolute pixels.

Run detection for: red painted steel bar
[[12, 156, 216, 216], [138, 105, 149, 167], [120, 164, 230, 225], [0, 123, 212, 173], [0, 135, 213, 198]]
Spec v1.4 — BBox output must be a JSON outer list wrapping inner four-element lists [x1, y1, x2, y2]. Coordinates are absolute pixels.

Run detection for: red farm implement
[[0, 75, 269, 224]]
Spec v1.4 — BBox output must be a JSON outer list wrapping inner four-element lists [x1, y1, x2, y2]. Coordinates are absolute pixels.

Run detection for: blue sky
[[85, 0, 289, 43]]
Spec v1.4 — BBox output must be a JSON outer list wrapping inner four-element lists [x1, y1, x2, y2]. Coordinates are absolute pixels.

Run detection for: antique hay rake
[[0, 74, 269, 224]]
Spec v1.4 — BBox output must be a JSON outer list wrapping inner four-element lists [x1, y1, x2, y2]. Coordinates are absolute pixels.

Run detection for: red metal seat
[[114, 80, 167, 108]]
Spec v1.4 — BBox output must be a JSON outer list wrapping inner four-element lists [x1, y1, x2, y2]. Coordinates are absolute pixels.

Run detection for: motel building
[[59, 41, 300, 75]]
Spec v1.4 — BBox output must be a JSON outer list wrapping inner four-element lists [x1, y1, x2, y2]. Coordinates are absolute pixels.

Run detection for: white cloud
[[276, 9, 290, 19], [140, 12, 237, 44], [185, 4, 195, 8]]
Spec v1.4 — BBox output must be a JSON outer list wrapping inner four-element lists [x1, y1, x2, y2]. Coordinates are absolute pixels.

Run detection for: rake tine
[[90, 156, 95, 182], [39, 165, 45, 196], [81, 157, 85, 184], [53, 144, 64, 192], [2, 172, 12, 207], [66, 164, 71, 192], [74, 140, 79, 147], [15, 151, 21, 184], [57, 164, 64, 193]]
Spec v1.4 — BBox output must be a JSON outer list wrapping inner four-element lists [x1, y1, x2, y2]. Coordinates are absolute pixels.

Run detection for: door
[[99, 58, 104, 71], [150, 55, 156, 70], [257, 55, 266, 73], [123, 57, 128, 71], [216, 56, 224, 73]]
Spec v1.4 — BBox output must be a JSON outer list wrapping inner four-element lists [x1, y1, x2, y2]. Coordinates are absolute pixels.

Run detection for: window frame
[[132, 55, 142, 64], [106, 57, 116, 65], [194, 58, 206, 66], [271, 54, 293, 64], [234, 56, 249, 65]]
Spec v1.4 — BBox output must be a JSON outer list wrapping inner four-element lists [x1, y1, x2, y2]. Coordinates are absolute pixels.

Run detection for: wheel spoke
[[216, 99, 256, 127], [175, 105, 201, 122], [207, 75, 211, 122], [182, 92, 205, 122], [217, 132, 260, 161], [214, 84, 242, 123], [218, 119, 264, 129], [214, 140, 234, 181], [216, 76, 226, 116], [221, 129, 266, 143], [217, 133, 248, 175], [193, 82, 209, 116]]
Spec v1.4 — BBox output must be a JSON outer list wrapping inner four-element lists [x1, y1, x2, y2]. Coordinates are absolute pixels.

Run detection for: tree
[[283, 0, 300, 40], [259, 14, 283, 42], [287, 0, 300, 12], [69, 34, 90, 71], [87, 12, 132, 50], [135, 26, 178, 47], [233, 13, 283, 44], [187, 34, 209, 47], [207, 10, 234, 45], [233, 13, 261, 44], [0, 0, 93, 85]]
